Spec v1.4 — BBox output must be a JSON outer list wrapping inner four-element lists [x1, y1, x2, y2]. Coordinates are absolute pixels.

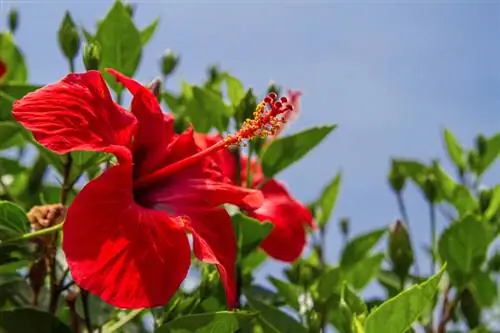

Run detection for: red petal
[[248, 180, 313, 262], [63, 162, 191, 308], [12, 71, 136, 160], [188, 208, 238, 308], [0, 60, 6, 80], [194, 133, 238, 183], [106, 69, 176, 176]]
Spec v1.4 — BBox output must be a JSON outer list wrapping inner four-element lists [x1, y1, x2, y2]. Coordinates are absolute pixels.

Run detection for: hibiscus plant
[[0, 2, 498, 333]]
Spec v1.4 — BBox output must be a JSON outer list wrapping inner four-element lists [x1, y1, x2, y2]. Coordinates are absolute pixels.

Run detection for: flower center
[[133, 93, 292, 191]]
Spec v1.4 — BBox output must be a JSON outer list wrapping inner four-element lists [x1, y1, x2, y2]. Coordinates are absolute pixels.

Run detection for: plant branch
[[437, 283, 457, 333], [81, 289, 93, 333], [232, 147, 243, 308]]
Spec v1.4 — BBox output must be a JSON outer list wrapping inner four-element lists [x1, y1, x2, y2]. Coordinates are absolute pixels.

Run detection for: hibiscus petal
[[248, 180, 313, 262], [13, 71, 136, 160], [107, 69, 176, 176], [63, 162, 191, 309], [187, 208, 238, 308]]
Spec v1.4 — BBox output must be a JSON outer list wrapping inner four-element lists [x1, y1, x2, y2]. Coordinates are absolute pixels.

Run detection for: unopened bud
[[8, 9, 18, 34], [389, 161, 406, 193], [423, 174, 438, 203], [388, 220, 414, 282], [146, 77, 162, 102], [124, 2, 136, 17], [267, 81, 282, 97], [161, 49, 179, 77], [58, 12, 81, 62], [83, 42, 101, 71], [476, 134, 488, 157], [340, 217, 350, 238], [207, 64, 222, 83]]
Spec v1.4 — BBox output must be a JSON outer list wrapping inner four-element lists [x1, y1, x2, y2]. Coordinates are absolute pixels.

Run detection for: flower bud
[[160, 49, 180, 77], [340, 217, 350, 239], [8, 9, 18, 34], [388, 220, 414, 282], [83, 42, 101, 71], [476, 134, 488, 157], [58, 12, 81, 62], [207, 64, 222, 84], [267, 81, 281, 97], [423, 174, 438, 203], [388, 161, 406, 193]]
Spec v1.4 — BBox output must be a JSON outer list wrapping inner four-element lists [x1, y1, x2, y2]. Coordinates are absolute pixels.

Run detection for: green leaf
[[342, 283, 367, 315], [469, 271, 497, 307], [477, 133, 500, 176], [246, 295, 307, 333], [0, 83, 41, 121], [392, 159, 428, 187], [0, 201, 29, 238], [0, 121, 22, 149], [345, 253, 385, 290], [96, 1, 142, 92], [191, 86, 230, 132], [225, 74, 245, 106], [364, 265, 445, 333], [0, 308, 72, 333], [316, 266, 343, 301], [0, 32, 27, 83], [485, 185, 500, 219], [261, 125, 336, 178], [448, 184, 477, 216], [140, 18, 159, 45], [438, 215, 494, 288], [155, 311, 257, 333], [443, 129, 465, 171], [232, 213, 273, 257], [0, 157, 24, 175], [316, 172, 342, 227], [269, 277, 300, 310], [340, 228, 387, 269], [76, 292, 115, 328]]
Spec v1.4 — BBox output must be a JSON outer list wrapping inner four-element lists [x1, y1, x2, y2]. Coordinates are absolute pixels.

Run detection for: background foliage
[[0, 1, 497, 333]]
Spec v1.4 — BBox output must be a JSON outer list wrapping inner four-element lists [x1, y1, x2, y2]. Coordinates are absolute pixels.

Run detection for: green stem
[[69, 58, 75, 74], [429, 203, 437, 276], [0, 223, 63, 246], [103, 309, 143, 333], [232, 147, 243, 308]]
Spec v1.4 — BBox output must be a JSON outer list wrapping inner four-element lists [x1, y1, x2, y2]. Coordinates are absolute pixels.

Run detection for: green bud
[[207, 64, 222, 83], [476, 134, 488, 157], [479, 188, 492, 214], [388, 220, 414, 282], [423, 174, 438, 203], [340, 217, 350, 238], [267, 81, 281, 97], [388, 161, 406, 193], [83, 42, 101, 71], [146, 77, 162, 102], [160, 49, 180, 77], [8, 9, 18, 34], [58, 12, 81, 62], [123, 2, 136, 17]]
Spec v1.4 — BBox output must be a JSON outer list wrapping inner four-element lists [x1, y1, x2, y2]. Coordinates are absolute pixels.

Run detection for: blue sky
[[4, 0, 500, 309]]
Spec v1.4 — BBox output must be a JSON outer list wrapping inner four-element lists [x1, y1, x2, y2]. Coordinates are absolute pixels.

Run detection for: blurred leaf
[[477, 133, 500, 176], [244, 285, 281, 305], [364, 265, 445, 333], [485, 185, 500, 220], [140, 17, 159, 45], [76, 292, 115, 328], [0, 83, 41, 121], [0, 121, 22, 149], [0, 201, 29, 238], [246, 295, 307, 333], [316, 266, 343, 301], [342, 283, 367, 315], [460, 289, 481, 329], [316, 172, 342, 228], [345, 253, 385, 290], [191, 86, 230, 132], [449, 184, 477, 216], [0, 308, 72, 333], [225, 74, 245, 106], [0, 32, 27, 83], [438, 215, 494, 288], [96, 1, 142, 92], [340, 228, 386, 269], [0, 157, 24, 175], [443, 128, 465, 171], [261, 125, 336, 178], [232, 213, 273, 257], [392, 159, 428, 186], [241, 250, 267, 273], [469, 271, 497, 307], [155, 311, 257, 333], [269, 277, 300, 310]]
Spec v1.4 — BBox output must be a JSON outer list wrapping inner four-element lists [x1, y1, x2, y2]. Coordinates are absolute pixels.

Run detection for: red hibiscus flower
[[12, 69, 292, 309], [194, 133, 315, 262]]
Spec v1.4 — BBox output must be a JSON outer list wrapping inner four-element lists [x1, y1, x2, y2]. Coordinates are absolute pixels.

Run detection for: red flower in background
[[13, 69, 292, 309], [0, 60, 7, 80], [195, 132, 315, 262]]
